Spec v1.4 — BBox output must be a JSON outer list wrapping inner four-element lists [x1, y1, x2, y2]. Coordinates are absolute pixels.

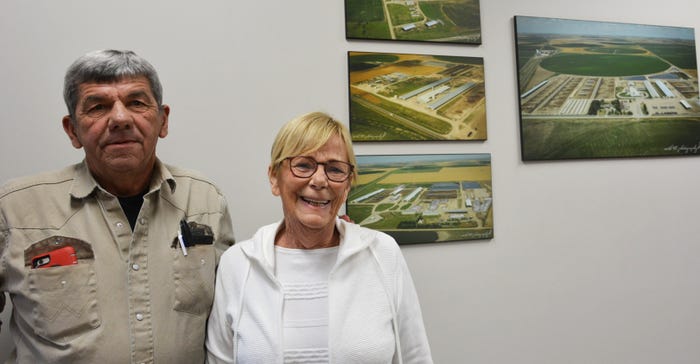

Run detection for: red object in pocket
[[31, 246, 78, 268]]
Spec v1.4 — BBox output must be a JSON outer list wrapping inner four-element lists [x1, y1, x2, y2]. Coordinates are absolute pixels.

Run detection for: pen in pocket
[[177, 219, 188, 256]]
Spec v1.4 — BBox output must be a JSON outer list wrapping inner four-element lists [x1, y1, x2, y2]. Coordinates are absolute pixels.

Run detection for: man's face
[[63, 76, 169, 183]]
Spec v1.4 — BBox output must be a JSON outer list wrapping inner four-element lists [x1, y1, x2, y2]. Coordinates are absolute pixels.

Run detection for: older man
[[0, 49, 235, 363]]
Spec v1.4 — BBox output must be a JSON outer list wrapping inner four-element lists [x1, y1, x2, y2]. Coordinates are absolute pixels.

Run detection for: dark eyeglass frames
[[286, 156, 354, 182]]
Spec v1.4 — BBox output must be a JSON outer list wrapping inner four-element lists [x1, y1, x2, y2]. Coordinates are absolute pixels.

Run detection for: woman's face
[[269, 134, 352, 234]]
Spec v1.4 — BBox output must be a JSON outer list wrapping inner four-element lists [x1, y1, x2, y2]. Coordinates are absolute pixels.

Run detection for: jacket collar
[[69, 158, 176, 199], [241, 218, 377, 274]]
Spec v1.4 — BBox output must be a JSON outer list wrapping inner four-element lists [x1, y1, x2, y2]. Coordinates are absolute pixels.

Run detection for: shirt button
[[132, 264, 140, 271], [116, 222, 124, 229], [139, 217, 147, 225], [136, 313, 144, 321]]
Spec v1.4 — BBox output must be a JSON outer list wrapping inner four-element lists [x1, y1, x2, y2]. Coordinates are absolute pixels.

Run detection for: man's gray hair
[[63, 49, 163, 118]]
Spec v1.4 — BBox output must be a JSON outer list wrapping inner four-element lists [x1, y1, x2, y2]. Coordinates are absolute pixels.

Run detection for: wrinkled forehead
[[77, 76, 155, 100]]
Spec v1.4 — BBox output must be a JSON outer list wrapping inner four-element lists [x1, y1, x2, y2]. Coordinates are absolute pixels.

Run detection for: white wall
[[2, 0, 699, 362]]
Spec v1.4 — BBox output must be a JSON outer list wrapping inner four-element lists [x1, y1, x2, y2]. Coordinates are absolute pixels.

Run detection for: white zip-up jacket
[[206, 218, 433, 364]]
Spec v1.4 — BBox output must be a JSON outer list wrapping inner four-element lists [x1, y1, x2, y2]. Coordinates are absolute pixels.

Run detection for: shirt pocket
[[171, 245, 217, 315], [25, 237, 100, 343], [28, 264, 101, 342]]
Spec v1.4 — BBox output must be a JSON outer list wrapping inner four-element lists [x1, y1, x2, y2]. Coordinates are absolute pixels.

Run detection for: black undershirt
[[118, 191, 147, 230]]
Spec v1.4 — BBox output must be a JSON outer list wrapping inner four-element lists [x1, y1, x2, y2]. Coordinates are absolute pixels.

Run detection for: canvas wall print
[[348, 51, 487, 141], [345, 0, 481, 44], [515, 16, 700, 160], [347, 154, 493, 244]]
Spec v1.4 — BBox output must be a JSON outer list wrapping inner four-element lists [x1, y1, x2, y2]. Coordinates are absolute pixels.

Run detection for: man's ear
[[269, 166, 280, 196], [62, 115, 83, 149], [158, 105, 170, 138]]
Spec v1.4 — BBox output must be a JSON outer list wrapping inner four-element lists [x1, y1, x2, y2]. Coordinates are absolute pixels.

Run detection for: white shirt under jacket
[[205, 218, 433, 364]]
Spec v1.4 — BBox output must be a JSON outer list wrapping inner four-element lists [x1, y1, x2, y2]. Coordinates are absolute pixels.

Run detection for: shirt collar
[[69, 158, 176, 199]]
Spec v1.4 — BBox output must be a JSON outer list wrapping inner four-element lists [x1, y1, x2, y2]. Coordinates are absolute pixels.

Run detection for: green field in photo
[[395, 1, 481, 42], [348, 53, 400, 72], [521, 118, 700, 160], [345, 0, 390, 39], [349, 98, 435, 141], [349, 96, 452, 141], [350, 97, 452, 141], [388, 4, 413, 25], [643, 43, 698, 69], [346, 0, 481, 43], [540, 54, 669, 76]]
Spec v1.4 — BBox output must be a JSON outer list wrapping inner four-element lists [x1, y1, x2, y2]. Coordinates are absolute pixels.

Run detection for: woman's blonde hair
[[269, 112, 357, 182]]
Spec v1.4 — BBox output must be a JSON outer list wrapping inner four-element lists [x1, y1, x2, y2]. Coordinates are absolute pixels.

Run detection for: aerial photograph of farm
[[515, 16, 700, 160], [346, 154, 493, 244], [348, 51, 487, 141], [345, 0, 481, 44]]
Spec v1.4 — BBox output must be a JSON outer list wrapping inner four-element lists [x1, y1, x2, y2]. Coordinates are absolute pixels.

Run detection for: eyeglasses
[[286, 156, 354, 182]]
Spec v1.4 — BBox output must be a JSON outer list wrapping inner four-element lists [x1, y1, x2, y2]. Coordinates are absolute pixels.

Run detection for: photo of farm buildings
[[347, 154, 493, 244], [349, 51, 487, 141], [515, 16, 700, 160], [345, 0, 481, 44]]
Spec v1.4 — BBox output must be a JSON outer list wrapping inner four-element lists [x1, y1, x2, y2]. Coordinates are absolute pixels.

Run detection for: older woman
[[206, 112, 433, 363]]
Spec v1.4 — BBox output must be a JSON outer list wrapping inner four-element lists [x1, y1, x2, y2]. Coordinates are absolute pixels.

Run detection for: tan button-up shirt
[[0, 160, 235, 363]]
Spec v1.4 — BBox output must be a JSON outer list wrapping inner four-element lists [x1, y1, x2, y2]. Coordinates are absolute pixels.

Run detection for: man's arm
[[214, 196, 235, 262]]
